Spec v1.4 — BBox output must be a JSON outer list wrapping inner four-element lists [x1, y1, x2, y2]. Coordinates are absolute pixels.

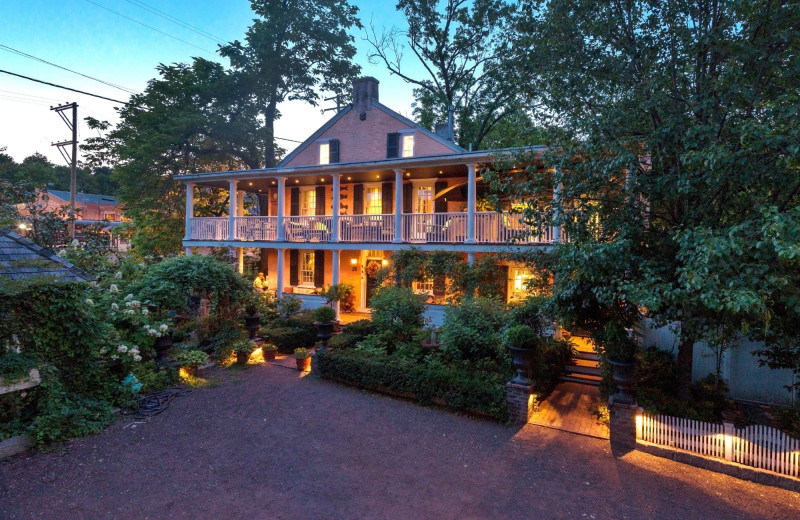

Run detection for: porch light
[[347, 176, 352, 180], [295, 180, 299, 183], [272, 181, 276, 185], [248, 182, 253, 186], [406, 172, 411, 177], [381, 259, 388, 266], [350, 258, 358, 271]]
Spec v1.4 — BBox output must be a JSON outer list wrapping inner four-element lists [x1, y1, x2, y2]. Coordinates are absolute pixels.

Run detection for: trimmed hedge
[[263, 327, 317, 354], [316, 349, 509, 422]]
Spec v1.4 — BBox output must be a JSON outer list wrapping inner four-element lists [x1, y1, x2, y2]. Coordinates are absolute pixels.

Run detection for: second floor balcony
[[188, 211, 556, 246]]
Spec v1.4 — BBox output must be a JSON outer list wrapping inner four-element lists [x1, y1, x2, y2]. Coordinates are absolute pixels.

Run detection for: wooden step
[[560, 373, 601, 386], [565, 364, 602, 377], [570, 358, 600, 369], [573, 350, 600, 362]]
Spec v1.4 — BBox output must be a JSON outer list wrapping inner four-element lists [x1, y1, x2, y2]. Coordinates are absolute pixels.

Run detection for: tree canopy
[[491, 0, 800, 397]]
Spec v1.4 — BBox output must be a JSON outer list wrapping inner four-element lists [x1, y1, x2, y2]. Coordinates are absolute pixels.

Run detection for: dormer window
[[318, 139, 339, 165], [401, 134, 415, 157]]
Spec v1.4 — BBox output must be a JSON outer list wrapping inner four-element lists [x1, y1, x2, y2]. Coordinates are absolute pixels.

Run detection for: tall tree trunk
[[264, 99, 278, 168], [676, 336, 694, 401]]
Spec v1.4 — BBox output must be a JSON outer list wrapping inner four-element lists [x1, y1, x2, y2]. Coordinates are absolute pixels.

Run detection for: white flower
[[126, 309, 136, 315], [130, 347, 139, 355], [133, 354, 142, 362], [147, 328, 158, 336], [130, 300, 141, 309], [141, 308, 149, 316], [117, 345, 128, 353], [114, 271, 123, 279], [111, 354, 119, 360], [85, 298, 94, 306], [111, 303, 119, 311], [109, 284, 119, 294], [57, 249, 67, 258], [70, 239, 80, 247], [124, 294, 133, 302], [159, 324, 168, 332]]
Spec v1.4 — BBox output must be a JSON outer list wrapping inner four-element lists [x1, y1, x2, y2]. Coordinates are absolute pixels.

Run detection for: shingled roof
[[0, 229, 94, 282]]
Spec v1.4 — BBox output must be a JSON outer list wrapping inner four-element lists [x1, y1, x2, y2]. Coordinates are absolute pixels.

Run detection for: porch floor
[[529, 382, 609, 439]]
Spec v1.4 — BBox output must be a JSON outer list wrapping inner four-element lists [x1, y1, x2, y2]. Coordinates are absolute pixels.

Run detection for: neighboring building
[[17, 190, 129, 250], [180, 77, 555, 314]]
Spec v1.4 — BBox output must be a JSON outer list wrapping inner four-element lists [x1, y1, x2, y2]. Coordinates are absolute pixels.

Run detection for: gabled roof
[[47, 190, 119, 205], [0, 229, 95, 282], [276, 98, 464, 168]]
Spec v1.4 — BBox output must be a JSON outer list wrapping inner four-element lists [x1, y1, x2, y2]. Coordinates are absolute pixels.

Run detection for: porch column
[[332, 249, 341, 318], [552, 181, 562, 244], [393, 168, 403, 243], [277, 177, 286, 242], [276, 248, 285, 297], [237, 247, 244, 274], [465, 163, 476, 244], [184, 182, 195, 241], [185, 246, 193, 256], [228, 179, 238, 241], [468, 253, 475, 266], [331, 174, 341, 242]]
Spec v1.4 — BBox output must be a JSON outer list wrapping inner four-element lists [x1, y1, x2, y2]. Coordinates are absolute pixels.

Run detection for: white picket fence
[[639, 413, 800, 478]]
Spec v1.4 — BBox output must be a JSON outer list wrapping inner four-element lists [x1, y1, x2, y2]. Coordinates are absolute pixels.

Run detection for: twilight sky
[[0, 0, 423, 164]]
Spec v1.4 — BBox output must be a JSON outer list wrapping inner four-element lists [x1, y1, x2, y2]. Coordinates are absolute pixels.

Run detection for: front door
[[365, 258, 382, 308]]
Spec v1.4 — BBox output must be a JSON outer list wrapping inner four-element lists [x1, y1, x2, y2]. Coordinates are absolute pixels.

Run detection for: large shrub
[[133, 255, 250, 318], [317, 349, 509, 422], [368, 286, 426, 351], [440, 296, 507, 363]]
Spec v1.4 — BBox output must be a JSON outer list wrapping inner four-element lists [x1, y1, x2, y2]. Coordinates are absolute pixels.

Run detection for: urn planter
[[607, 357, 636, 404], [507, 345, 535, 384]]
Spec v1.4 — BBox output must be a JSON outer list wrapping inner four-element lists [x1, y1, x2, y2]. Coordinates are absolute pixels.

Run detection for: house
[[0, 228, 94, 283], [17, 190, 129, 250], [179, 77, 556, 316]]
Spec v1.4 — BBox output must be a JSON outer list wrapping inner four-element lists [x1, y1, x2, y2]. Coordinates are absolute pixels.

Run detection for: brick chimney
[[353, 77, 379, 120]]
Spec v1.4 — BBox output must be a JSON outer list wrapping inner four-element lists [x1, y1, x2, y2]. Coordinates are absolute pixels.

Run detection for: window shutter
[[329, 139, 339, 163], [434, 181, 448, 213], [315, 186, 326, 216], [402, 182, 413, 213], [290, 187, 300, 216], [353, 184, 364, 214], [386, 133, 399, 158], [381, 182, 393, 214], [314, 250, 325, 287], [289, 250, 299, 286]]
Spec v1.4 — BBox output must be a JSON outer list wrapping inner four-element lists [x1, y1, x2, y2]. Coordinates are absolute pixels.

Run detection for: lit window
[[301, 189, 316, 216], [301, 251, 315, 285], [413, 278, 434, 295], [104, 212, 117, 222], [366, 187, 382, 214], [402, 134, 414, 157], [319, 143, 330, 165]]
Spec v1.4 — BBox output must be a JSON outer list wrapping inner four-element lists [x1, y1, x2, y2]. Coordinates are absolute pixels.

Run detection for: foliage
[[533, 339, 573, 394], [508, 296, 550, 337], [316, 349, 509, 422], [342, 319, 378, 339], [134, 255, 251, 319], [28, 380, 114, 448], [367, 286, 427, 352], [219, 0, 362, 167], [230, 340, 256, 355], [327, 333, 359, 350], [312, 305, 336, 323], [0, 351, 37, 380], [263, 327, 316, 354], [0, 152, 118, 195], [504, 0, 800, 399], [263, 344, 277, 352], [366, 0, 519, 149], [774, 406, 800, 441], [502, 325, 539, 350], [276, 294, 303, 318], [439, 296, 507, 363], [597, 322, 638, 363], [172, 349, 209, 368], [321, 283, 356, 312], [294, 347, 311, 359]]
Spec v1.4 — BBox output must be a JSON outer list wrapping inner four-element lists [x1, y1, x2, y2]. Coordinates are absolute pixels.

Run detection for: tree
[[219, 0, 363, 168], [499, 0, 800, 398], [83, 58, 266, 256], [366, 0, 520, 150]]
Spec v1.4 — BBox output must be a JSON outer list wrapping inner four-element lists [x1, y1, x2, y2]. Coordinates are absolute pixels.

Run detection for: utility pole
[[50, 102, 78, 239]]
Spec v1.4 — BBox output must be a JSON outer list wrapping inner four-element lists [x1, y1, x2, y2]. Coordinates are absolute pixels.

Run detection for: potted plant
[[241, 293, 263, 339], [262, 343, 278, 362], [173, 349, 209, 377], [294, 347, 311, 371], [232, 339, 256, 366], [601, 322, 638, 404], [503, 325, 540, 384], [312, 305, 337, 352]]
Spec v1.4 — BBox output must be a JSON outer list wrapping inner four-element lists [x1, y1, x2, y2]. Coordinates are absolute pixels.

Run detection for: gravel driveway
[[2, 363, 799, 519]]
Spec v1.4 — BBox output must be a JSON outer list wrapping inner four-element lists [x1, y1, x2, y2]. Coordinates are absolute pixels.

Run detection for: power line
[[81, 0, 216, 56], [0, 44, 139, 95], [124, 0, 227, 45], [0, 69, 129, 104]]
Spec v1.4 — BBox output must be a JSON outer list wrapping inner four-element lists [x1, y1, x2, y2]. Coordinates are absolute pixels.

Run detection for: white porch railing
[[235, 216, 277, 241], [339, 214, 395, 243], [639, 413, 800, 478], [402, 212, 467, 243], [283, 216, 332, 242], [191, 217, 228, 240], [475, 211, 553, 244]]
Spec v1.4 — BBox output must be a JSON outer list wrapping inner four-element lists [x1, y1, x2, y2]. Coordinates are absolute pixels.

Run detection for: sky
[[0, 0, 422, 165]]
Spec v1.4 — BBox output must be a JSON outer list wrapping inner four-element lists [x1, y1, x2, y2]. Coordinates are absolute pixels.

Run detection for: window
[[301, 251, 315, 285], [402, 134, 415, 157], [103, 212, 117, 221], [415, 185, 433, 213], [301, 188, 316, 216], [319, 142, 330, 165], [365, 186, 382, 214], [413, 278, 434, 295]]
